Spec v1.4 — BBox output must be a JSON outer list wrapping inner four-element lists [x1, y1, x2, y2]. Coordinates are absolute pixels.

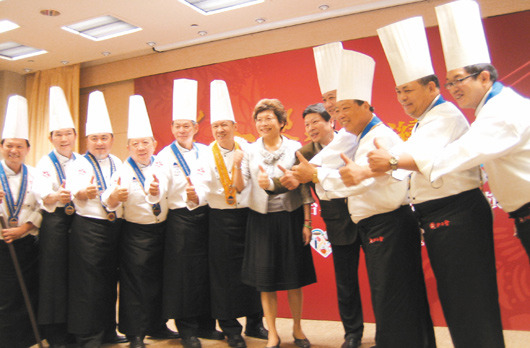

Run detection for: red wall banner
[[135, 11, 530, 330]]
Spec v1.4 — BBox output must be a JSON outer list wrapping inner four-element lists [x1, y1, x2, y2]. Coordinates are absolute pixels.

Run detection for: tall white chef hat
[[313, 42, 343, 95], [173, 78, 198, 122], [86, 90, 113, 136], [49, 86, 75, 132], [378, 16, 435, 86], [128, 95, 154, 139], [337, 50, 376, 104], [2, 95, 28, 140], [435, 0, 491, 71], [210, 80, 236, 124]]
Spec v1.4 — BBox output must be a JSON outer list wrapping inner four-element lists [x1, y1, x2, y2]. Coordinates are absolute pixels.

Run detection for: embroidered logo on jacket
[[369, 236, 384, 244], [429, 220, 450, 230]]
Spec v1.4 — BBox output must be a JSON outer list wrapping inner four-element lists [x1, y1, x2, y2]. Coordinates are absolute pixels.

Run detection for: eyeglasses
[[444, 72, 479, 89]]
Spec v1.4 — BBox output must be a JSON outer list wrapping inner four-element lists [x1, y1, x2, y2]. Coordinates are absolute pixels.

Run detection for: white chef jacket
[[154, 141, 209, 210], [393, 96, 482, 204], [203, 137, 250, 210], [101, 156, 168, 224], [34, 149, 79, 213], [0, 161, 41, 239], [415, 83, 530, 212], [66, 154, 123, 220], [310, 128, 358, 169]]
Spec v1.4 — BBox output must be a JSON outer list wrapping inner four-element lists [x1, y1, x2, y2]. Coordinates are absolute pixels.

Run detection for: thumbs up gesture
[[257, 165, 271, 190], [111, 177, 129, 203], [367, 137, 392, 173], [338, 153, 366, 187], [86, 175, 98, 199], [149, 174, 160, 196], [278, 164, 300, 191], [58, 180, 72, 204], [185, 176, 199, 204], [292, 151, 316, 184]]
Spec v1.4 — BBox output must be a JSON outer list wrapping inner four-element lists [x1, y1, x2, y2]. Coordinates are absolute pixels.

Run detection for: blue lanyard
[[84, 152, 115, 193], [48, 151, 76, 184], [431, 94, 446, 109], [127, 156, 155, 186], [484, 82, 503, 105], [360, 115, 382, 140], [170, 142, 197, 176], [0, 163, 28, 222]]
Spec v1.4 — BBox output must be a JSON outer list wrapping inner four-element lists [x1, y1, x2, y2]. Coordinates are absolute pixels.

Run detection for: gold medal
[[227, 195, 236, 205], [152, 204, 161, 216], [65, 204, 75, 215], [107, 211, 116, 222], [8, 217, 18, 228]]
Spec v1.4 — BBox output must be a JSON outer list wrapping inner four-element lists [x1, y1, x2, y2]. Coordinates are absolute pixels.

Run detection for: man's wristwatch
[[389, 155, 399, 171]]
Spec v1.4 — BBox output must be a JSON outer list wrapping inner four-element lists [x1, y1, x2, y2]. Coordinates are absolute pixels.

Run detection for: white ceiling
[[0, 0, 423, 74]]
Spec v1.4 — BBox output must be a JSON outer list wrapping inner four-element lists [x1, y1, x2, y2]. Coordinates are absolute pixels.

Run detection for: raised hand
[[149, 174, 160, 196], [367, 137, 392, 172], [58, 180, 72, 204], [113, 177, 129, 202], [257, 165, 270, 190], [185, 176, 198, 204], [292, 151, 316, 184], [278, 164, 300, 191], [86, 175, 98, 199], [338, 153, 366, 187]]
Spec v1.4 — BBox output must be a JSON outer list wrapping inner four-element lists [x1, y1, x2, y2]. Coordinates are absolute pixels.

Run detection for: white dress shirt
[[154, 141, 209, 210], [0, 161, 41, 239], [415, 84, 530, 212], [101, 156, 168, 224], [66, 154, 123, 220], [34, 149, 79, 212]]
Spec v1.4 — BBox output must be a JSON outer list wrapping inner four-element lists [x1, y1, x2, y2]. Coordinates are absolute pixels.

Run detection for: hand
[[338, 153, 368, 187], [257, 165, 270, 190], [278, 164, 300, 191], [233, 149, 244, 169], [111, 177, 129, 202], [367, 138, 392, 173], [0, 188, 4, 203], [302, 224, 312, 246], [292, 151, 316, 184], [185, 176, 199, 204], [149, 174, 160, 196], [86, 176, 98, 200], [1, 223, 33, 243], [57, 181, 72, 204]]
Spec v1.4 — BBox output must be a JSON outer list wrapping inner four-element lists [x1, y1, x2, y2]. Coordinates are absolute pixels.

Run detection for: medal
[[212, 142, 240, 206], [65, 204, 75, 215], [127, 157, 162, 217], [227, 195, 236, 205], [107, 211, 116, 222], [8, 217, 18, 228], [152, 204, 161, 216]]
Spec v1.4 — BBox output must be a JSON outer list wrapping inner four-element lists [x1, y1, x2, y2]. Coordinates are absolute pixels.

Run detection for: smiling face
[[445, 68, 491, 109], [1, 138, 29, 172], [335, 99, 372, 135], [211, 120, 236, 149], [304, 112, 334, 146], [49, 128, 76, 158], [171, 120, 198, 149], [395, 80, 436, 119], [127, 137, 157, 165], [255, 110, 284, 140], [86, 133, 113, 160], [322, 90, 337, 118]]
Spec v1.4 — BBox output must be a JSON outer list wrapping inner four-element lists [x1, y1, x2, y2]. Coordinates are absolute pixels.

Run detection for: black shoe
[[341, 336, 361, 348], [127, 336, 145, 348], [103, 331, 129, 344], [293, 337, 311, 348], [49, 345, 67, 348], [182, 336, 202, 348], [146, 326, 180, 339], [197, 329, 225, 340], [265, 337, 281, 348], [244, 325, 268, 340], [227, 334, 247, 348]]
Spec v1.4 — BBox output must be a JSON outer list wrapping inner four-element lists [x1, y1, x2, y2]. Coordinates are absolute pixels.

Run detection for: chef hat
[[378, 16, 435, 86], [337, 50, 375, 104], [436, 0, 491, 71], [2, 95, 28, 140], [210, 80, 236, 124], [49, 86, 75, 132], [86, 90, 113, 136], [128, 95, 154, 139], [173, 78, 198, 122], [313, 42, 343, 95]]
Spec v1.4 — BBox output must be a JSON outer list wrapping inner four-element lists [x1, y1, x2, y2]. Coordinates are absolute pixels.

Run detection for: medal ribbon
[[360, 115, 382, 140], [127, 156, 161, 216], [212, 141, 240, 206], [49, 151, 76, 212], [0, 163, 28, 226], [170, 142, 198, 176], [484, 81, 503, 105], [84, 153, 116, 220]]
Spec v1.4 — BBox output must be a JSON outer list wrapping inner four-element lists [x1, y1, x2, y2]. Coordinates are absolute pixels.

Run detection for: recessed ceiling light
[[198, 30, 207, 36], [255, 18, 265, 24], [319, 4, 329, 11], [40, 9, 61, 16], [23, 68, 32, 73], [61, 60, 69, 65], [0, 42, 47, 61], [0, 19, 19, 34], [178, 0, 264, 15], [146, 41, 156, 47], [190, 24, 199, 27], [101, 51, 111, 56], [62, 15, 142, 41]]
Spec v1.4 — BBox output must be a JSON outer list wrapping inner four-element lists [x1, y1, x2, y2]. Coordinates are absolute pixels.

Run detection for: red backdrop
[[135, 11, 530, 330]]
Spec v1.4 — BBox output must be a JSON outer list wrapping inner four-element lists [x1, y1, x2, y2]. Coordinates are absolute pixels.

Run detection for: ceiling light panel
[[0, 19, 19, 34], [62, 15, 142, 41], [178, 0, 264, 15], [0, 41, 47, 60]]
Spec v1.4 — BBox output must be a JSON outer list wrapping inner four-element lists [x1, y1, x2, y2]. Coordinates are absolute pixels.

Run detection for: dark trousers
[[415, 189, 505, 348], [218, 312, 263, 336], [358, 205, 435, 348], [330, 241, 363, 339], [510, 202, 530, 262], [175, 315, 215, 339]]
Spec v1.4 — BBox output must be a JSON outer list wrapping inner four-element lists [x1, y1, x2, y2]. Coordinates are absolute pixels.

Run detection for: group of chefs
[[0, 1, 528, 348]]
